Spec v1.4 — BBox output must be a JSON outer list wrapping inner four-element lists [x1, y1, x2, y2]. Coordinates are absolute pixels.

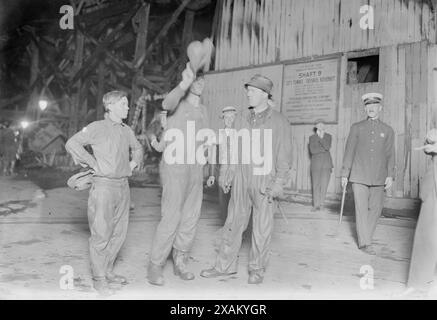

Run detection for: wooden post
[[96, 60, 105, 120], [182, 10, 195, 52], [129, 3, 150, 126], [69, 32, 84, 137], [25, 40, 39, 120]]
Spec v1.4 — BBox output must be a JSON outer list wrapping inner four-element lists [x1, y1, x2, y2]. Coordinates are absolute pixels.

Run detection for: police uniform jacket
[[341, 118, 395, 186]]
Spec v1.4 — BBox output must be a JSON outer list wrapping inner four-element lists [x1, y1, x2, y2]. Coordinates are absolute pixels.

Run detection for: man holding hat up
[[341, 92, 395, 255], [147, 63, 212, 286], [201, 74, 292, 284]]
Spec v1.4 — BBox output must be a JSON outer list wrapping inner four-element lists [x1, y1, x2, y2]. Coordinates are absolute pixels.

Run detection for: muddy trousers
[[150, 165, 203, 266], [311, 168, 331, 208], [407, 183, 437, 289], [214, 168, 274, 274], [352, 183, 385, 248], [87, 177, 130, 280]]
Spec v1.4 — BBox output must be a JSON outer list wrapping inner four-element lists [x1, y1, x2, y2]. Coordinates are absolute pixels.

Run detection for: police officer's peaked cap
[[362, 92, 383, 105]]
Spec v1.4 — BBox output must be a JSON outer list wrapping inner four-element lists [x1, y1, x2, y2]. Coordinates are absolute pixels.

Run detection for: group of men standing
[[65, 57, 401, 296]]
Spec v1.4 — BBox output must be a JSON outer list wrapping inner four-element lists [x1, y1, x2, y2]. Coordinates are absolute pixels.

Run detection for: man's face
[[364, 103, 382, 119], [223, 112, 236, 128], [190, 77, 205, 96], [108, 96, 129, 119], [246, 86, 267, 107]]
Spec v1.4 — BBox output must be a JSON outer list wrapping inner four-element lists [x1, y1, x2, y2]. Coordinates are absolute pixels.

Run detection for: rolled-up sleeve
[[162, 85, 186, 112], [65, 123, 98, 169]]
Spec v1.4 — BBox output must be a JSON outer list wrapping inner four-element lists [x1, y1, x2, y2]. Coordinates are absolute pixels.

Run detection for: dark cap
[[244, 74, 273, 97]]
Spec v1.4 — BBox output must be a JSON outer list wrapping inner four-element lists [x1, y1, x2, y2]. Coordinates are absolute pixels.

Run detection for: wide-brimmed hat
[[187, 38, 215, 74], [244, 74, 273, 97], [67, 170, 94, 191]]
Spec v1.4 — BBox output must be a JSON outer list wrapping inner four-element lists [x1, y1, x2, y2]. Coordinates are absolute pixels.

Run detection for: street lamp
[[20, 120, 29, 129], [38, 99, 48, 111]]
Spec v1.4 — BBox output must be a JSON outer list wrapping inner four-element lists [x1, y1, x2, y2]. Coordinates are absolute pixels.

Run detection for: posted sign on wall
[[281, 57, 340, 124]]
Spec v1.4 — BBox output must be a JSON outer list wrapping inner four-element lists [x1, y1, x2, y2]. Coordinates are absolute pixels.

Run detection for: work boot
[[200, 267, 236, 278], [147, 262, 165, 286], [106, 273, 128, 285], [248, 270, 264, 285], [172, 249, 195, 280], [359, 245, 377, 255], [93, 278, 115, 297]]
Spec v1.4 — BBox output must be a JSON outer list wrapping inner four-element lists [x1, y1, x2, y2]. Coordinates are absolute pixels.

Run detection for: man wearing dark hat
[[341, 92, 395, 255], [65, 90, 143, 295], [309, 121, 333, 211], [200, 74, 292, 284]]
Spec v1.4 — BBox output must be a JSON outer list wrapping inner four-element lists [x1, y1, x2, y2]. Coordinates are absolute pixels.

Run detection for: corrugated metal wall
[[214, 0, 436, 70], [203, 0, 437, 198], [204, 43, 437, 198]]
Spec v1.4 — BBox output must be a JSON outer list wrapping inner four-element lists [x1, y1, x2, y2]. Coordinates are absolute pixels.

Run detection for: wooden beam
[[70, 4, 141, 85], [69, 32, 84, 137], [0, 94, 27, 110], [130, 3, 151, 125], [96, 61, 105, 120], [137, 0, 193, 70], [182, 9, 195, 52]]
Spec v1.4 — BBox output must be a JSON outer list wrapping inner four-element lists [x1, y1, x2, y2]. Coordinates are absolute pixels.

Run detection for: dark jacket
[[341, 118, 395, 186], [309, 133, 333, 171]]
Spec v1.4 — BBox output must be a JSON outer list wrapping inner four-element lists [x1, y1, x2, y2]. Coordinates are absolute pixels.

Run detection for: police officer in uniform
[[341, 93, 395, 255]]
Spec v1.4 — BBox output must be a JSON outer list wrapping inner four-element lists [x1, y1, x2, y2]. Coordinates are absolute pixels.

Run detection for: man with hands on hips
[[65, 90, 143, 296]]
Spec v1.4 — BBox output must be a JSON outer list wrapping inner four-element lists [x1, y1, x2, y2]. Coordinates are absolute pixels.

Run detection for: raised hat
[[187, 38, 215, 74], [67, 170, 94, 191], [244, 74, 273, 96], [362, 92, 383, 105]]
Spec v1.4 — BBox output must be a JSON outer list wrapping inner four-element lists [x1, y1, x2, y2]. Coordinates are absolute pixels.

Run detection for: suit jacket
[[341, 118, 395, 186], [309, 133, 333, 171]]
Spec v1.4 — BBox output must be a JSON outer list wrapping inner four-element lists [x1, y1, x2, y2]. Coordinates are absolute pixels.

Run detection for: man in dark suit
[[341, 93, 395, 255], [309, 121, 333, 211]]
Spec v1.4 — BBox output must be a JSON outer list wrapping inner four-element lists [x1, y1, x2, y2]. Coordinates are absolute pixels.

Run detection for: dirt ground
[[0, 171, 436, 300]]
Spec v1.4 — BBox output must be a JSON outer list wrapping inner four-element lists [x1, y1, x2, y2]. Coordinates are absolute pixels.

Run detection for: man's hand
[[206, 175, 215, 187], [417, 143, 437, 154], [218, 175, 231, 194], [262, 182, 283, 203], [341, 177, 348, 189], [384, 177, 393, 190], [179, 62, 195, 91], [317, 129, 324, 139], [130, 161, 137, 171]]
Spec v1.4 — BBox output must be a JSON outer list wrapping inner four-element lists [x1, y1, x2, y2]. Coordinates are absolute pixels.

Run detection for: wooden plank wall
[[214, 0, 436, 70], [203, 41, 435, 199]]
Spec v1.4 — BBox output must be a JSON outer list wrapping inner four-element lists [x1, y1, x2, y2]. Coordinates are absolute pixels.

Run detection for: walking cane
[[339, 183, 347, 225], [276, 200, 289, 225]]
